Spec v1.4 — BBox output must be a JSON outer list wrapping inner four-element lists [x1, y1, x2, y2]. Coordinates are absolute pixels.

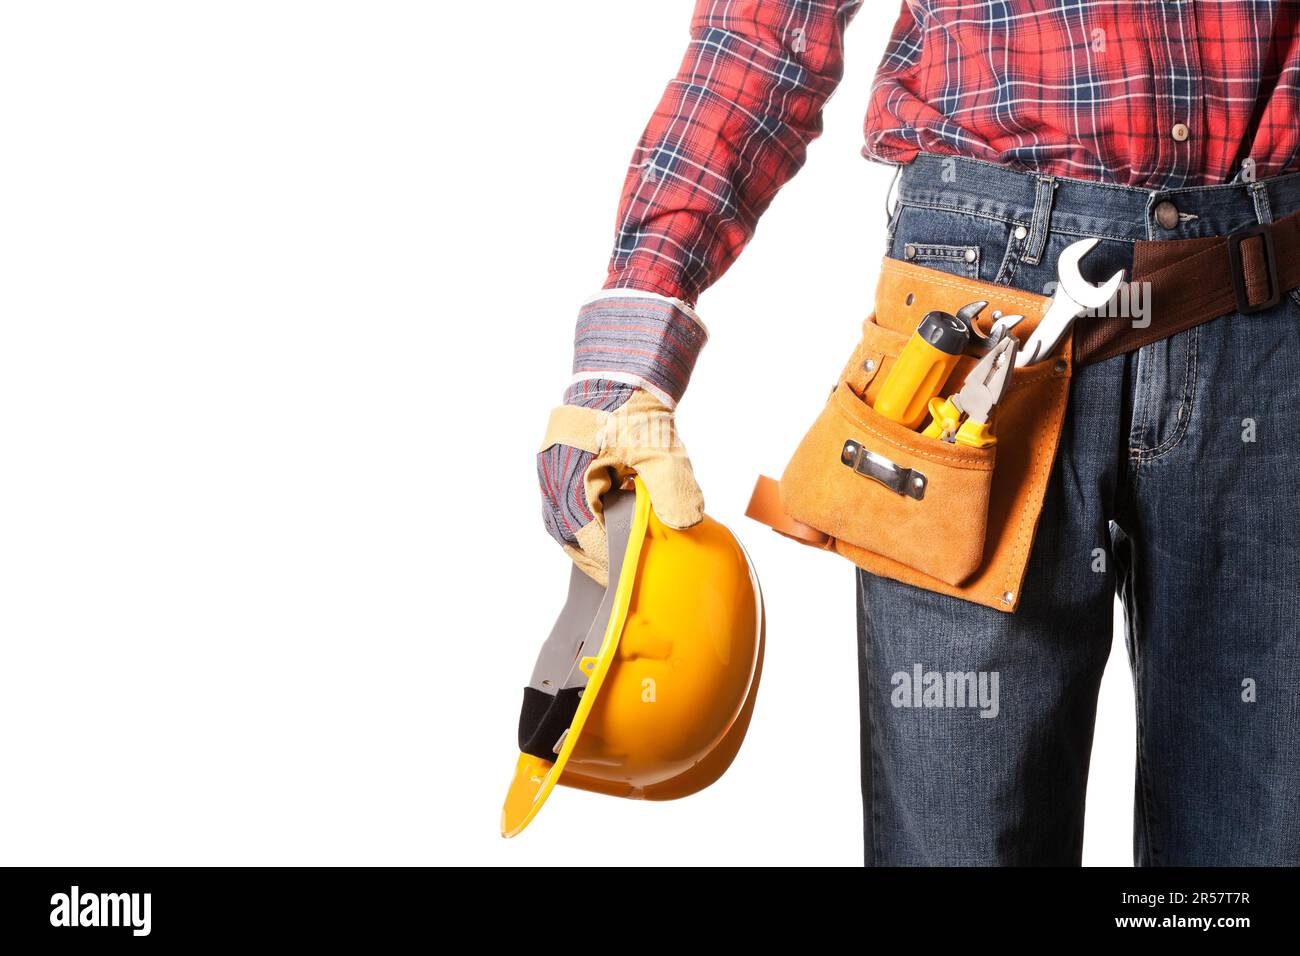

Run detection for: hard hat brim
[[501, 481, 651, 838]]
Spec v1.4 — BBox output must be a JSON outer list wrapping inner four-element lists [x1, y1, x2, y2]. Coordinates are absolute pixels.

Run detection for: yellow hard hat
[[502, 476, 764, 838]]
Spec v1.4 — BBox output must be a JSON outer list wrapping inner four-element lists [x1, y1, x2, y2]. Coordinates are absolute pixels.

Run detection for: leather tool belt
[[747, 211, 1300, 612]]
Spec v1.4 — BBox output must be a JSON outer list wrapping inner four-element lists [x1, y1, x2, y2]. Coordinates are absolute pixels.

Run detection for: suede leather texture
[[776, 258, 1070, 612]]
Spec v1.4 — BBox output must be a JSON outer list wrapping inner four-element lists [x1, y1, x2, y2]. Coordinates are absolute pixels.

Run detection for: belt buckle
[[1226, 223, 1281, 314]]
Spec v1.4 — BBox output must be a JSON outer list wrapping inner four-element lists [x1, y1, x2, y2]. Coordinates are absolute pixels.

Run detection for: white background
[[0, 1, 1135, 866]]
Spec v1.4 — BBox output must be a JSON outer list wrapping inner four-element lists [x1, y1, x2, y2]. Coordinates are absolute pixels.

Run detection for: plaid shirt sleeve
[[600, 0, 862, 305]]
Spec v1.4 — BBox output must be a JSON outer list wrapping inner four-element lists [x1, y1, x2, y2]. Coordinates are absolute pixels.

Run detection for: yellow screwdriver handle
[[873, 311, 969, 429]]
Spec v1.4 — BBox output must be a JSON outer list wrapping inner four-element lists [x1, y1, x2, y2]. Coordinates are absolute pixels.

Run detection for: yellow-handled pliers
[[921, 335, 1018, 448]]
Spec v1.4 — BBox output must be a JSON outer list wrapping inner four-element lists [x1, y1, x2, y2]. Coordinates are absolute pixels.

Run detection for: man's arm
[[570, 0, 862, 404], [541, 1, 860, 579], [603, 0, 862, 305]]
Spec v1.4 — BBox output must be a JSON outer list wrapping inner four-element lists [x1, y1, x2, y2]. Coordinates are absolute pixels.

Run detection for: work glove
[[537, 292, 708, 585]]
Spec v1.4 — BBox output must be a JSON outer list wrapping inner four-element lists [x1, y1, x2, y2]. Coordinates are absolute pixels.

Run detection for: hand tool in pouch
[[872, 302, 984, 428], [753, 210, 1300, 611], [968, 312, 1025, 354], [922, 335, 1018, 447], [751, 258, 1069, 610], [1017, 238, 1125, 366]]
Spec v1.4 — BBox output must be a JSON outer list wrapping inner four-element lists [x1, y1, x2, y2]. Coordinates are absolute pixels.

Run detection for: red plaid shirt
[[602, 0, 1300, 305]]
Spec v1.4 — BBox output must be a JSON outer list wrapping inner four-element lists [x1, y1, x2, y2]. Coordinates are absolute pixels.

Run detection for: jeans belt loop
[[1021, 175, 1057, 266], [1249, 180, 1273, 226]]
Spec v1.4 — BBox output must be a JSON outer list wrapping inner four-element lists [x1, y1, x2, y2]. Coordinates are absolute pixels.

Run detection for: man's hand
[[537, 382, 703, 585], [539, 290, 708, 582]]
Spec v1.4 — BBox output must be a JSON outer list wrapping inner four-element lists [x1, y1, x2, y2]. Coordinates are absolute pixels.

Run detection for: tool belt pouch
[[752, 258, 1071, 612]]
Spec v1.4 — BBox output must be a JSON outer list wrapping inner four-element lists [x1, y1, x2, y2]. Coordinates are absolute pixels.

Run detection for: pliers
[[921, 335, 1018, 447]]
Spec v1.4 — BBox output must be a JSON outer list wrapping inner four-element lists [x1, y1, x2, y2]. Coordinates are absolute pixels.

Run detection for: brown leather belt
[[1074, 210, 1300, 366]]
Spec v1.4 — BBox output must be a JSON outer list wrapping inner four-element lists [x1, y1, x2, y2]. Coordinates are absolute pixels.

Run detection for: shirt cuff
[[570, 290, 708, 408]]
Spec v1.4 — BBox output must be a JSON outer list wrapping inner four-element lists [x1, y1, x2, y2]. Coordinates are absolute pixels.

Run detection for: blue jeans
[[858, 154, 1300, 866]]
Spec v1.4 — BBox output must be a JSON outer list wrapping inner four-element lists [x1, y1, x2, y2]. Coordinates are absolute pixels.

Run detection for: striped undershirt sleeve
[[570, 291, 708, 408]]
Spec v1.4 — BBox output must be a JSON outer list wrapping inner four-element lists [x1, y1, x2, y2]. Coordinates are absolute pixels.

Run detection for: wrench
[[1016, 238, 1125, 367]]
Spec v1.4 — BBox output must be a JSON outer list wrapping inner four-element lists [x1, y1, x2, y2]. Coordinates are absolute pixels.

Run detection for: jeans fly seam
[[1129, 346, 1152, 461], [1133, 327, 1198, 462]]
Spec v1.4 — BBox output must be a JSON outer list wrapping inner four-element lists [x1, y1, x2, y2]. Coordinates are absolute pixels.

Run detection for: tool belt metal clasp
[[841, 440, 927, 500]]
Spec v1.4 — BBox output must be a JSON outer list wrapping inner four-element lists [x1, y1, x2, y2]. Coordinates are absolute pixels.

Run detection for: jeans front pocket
[[888, 203, 1021, 286]]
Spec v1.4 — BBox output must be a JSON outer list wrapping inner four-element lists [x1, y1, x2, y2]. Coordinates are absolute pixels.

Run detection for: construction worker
[[535, 1, 1300, 866]]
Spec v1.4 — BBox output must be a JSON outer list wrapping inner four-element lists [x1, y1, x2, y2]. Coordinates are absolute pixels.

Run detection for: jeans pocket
[[888, 204, 1021, 285]]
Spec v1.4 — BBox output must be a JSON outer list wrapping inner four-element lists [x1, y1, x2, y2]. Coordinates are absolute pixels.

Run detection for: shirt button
[[1154, 200, 1180, 230], [1172, 123, 1190, 142]]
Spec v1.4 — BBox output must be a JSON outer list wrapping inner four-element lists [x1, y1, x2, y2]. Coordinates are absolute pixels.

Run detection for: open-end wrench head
[[1058, 237, 1125, 309], [1015, 239, 1127, 366]]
